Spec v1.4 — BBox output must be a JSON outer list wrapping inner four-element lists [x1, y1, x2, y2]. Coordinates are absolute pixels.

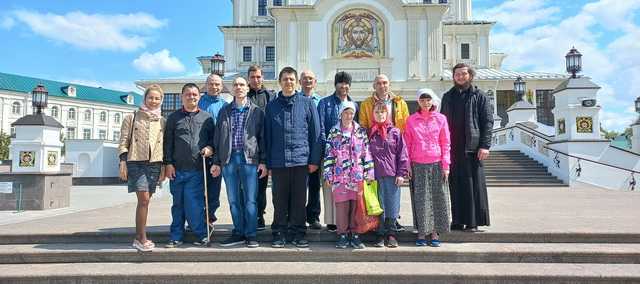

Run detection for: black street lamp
[[566, 47, 582, 78], [514, 76, 526, 101], [635, 96, 640, 114], [210, 53, 225, 77], [31, 84, 48, 114]]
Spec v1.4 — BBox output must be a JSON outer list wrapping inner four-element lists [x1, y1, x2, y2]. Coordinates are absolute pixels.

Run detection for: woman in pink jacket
[[404, 88, 451, 247]]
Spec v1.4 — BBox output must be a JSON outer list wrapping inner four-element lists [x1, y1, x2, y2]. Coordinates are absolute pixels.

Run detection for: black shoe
[[271, 236, 286, 248], [395, 221, 406, 232], [257, 218, 266, 231], [327, 224, 337, 233], [246, 237, 259, 248], [464, 226, 483, 233], [336, 234, 349, 249], [451, 224, 465, 231], [193, 237, 210, 247], [220, 235, 245, 247], [373, 235, 385, 248], [308, 221, 322, 230], [291, 238, 309, 248], [350, 234, 365, 249]]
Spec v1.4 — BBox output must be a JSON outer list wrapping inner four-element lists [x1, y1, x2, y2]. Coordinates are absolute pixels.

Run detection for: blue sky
[[1, 0, 639, 131]]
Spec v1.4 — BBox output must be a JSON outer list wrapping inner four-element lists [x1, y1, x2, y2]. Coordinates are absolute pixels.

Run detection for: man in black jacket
[[247, 65, 276, 231], [440, 63, 494, 232], [163, 83, 215, 247]]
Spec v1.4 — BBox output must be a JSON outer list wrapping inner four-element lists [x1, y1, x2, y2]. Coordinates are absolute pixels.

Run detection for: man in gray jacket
[[210, 77, 268, 248]]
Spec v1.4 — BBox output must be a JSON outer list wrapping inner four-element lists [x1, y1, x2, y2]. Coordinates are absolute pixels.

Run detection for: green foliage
[[0, 131, 10, 160]]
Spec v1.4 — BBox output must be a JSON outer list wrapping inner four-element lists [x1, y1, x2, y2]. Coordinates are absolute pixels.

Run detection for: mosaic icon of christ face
[[345, 18, 372, 49]]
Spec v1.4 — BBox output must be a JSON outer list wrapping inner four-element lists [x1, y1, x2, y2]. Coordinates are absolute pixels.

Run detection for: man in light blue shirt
[[198, 73, 228, 225], [300, 70, 323, 230]]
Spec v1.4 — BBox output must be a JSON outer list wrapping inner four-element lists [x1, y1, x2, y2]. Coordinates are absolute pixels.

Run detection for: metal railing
[[544, 147, 638, 191]]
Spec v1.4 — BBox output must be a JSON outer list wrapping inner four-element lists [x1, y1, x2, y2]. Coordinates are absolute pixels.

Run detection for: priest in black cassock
[[440, 63, 494, 232]]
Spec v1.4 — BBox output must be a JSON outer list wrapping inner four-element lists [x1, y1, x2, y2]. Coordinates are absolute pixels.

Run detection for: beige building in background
[[137, 0, 567, 127]]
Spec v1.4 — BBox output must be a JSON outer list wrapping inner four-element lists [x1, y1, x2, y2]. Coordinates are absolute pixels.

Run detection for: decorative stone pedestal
[[0, 113, 70, 210]]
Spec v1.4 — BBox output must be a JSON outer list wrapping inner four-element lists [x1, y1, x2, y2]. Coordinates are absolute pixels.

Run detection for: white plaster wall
[[633, 124, 640, 153], [64, 140, 119, 178]]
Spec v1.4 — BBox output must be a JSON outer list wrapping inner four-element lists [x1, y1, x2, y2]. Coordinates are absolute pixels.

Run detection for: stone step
[[485, 172, 554, 177], [0, 230, 636, 245], [487, 178, 562, 183], [487, 181, 566, 186], [489, 183, 569, 187], [1, 262, 638, 284], [2, 242, 640, 265]]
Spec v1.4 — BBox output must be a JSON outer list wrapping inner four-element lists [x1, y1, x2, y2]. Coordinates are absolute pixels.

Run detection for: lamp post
[[210, 53, 225, 77], [566, 47, 582, 78], [514, 76, 526, 102], [31, 84, 48, 114]]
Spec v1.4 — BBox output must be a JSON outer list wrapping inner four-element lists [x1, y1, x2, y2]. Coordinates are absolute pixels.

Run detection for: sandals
[[132, 239, 154, 252], [429, 233, 441, 247]]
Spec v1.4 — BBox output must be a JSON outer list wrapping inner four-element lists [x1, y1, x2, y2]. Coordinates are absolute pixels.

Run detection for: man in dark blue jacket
[[316, 71, 358, 232], [265, 67, 321, 248]]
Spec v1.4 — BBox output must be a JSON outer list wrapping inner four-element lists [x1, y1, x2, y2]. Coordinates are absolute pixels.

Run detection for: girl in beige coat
[[118, 85, 165, 252]]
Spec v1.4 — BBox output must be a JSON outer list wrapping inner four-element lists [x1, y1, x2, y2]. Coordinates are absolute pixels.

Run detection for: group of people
[[118, 63, 494, 252]]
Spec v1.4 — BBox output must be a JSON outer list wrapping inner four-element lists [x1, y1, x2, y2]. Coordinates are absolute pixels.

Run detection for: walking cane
[[202, 155, 212, 246]]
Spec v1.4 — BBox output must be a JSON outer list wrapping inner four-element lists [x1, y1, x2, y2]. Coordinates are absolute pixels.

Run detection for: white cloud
[[11, 10, 166, 51], [480, 0, 640, 131], [132, 49, 185, 74], [475, 0, 561, 32], [1, 16, 15, 29]]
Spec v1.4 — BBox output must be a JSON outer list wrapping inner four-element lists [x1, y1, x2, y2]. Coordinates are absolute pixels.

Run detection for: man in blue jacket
[[198, 73, 228, 226], [316, 71, 358, 232], [265, 67, 321, 248]]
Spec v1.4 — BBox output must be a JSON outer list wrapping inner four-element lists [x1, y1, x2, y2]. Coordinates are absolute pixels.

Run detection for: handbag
[[363, 180, 383, 216], [353, 182, 381, 234]]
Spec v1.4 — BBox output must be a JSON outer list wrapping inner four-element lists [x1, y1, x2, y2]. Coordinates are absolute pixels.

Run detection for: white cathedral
[[137, 0, 568, 127]]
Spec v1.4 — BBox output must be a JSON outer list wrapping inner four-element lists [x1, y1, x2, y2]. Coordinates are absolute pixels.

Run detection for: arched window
[[51, 106, 59, 118], [114, 113, 121, 124], [84, 110, 92, 121], [68, 108, 76, 120], [11, 102, 21, 115], [99, 111, 107, 122]]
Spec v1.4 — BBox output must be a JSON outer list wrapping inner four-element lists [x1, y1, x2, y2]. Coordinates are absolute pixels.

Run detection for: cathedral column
[[297, 21, 310, 71], [426, 9, 445, 79], [406, 11, 421, 80], [275, 16, 290, 74]]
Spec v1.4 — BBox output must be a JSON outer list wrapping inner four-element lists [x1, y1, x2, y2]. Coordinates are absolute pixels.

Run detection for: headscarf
[[416, 88, 441, 113]]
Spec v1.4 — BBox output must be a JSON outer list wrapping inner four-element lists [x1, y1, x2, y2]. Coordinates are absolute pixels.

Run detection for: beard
[[454, 79, 472, 91]]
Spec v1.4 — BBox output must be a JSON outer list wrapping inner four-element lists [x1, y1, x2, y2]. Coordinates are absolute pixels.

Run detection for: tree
[[0, 131, 10, 160]]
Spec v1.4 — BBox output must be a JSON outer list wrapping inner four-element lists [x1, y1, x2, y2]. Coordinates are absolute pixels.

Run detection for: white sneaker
[[132, 239, 153, 252]]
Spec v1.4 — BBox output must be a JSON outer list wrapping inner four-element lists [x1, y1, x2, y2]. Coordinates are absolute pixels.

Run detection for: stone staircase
[[1, 230, 639, 283], [486, 150, 567, 187]]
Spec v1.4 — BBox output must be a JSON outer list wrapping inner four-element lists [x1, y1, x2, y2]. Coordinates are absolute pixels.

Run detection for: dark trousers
[[305, 170, 321, 223], [257, 175, 269, 222], [271, 166, 308, 238], [206, 167, 222, 220]]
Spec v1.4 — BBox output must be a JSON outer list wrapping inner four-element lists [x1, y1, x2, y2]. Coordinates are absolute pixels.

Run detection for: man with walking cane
[[163, 83, 215, 248]]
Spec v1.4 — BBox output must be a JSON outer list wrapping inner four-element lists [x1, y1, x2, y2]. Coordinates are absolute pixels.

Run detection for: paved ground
[[1, 181, 639, 235], [1, 180, 640, 236]]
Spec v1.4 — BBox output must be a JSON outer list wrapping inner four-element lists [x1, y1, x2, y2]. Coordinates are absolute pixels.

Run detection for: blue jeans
[[205, 163, 222, 219], [170, 170, 206, 241], [376, 176, 401, 235], [223, 152, 259, 238]]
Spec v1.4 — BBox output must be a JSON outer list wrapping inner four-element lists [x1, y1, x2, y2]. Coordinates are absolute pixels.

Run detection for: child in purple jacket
[[368, 101, 410, 248]]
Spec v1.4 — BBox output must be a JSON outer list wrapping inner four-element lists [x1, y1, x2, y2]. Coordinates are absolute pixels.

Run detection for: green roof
[[0, 72, 142, 106]]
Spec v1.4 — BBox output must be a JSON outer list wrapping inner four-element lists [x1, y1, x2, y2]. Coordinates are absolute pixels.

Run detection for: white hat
[[338, 101, 357, 115], [416, 88, 441, 112]]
